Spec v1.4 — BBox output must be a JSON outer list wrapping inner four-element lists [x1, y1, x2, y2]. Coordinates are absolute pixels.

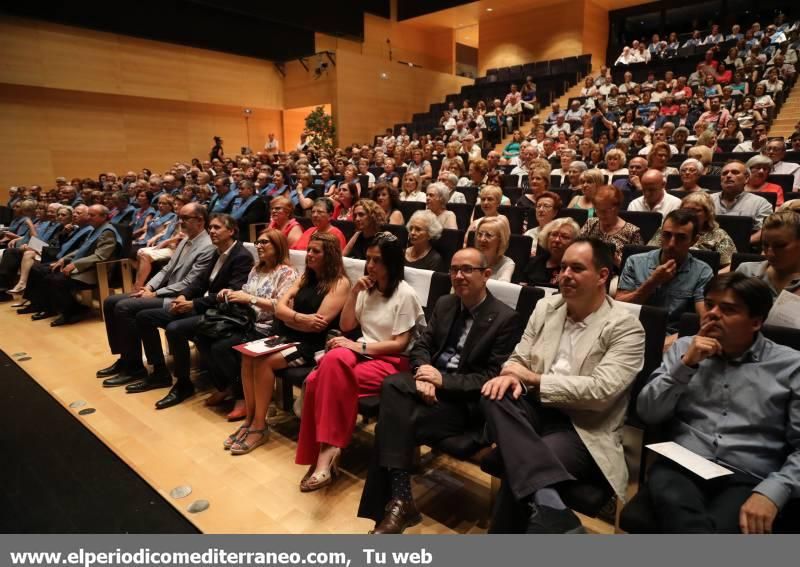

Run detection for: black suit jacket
[[181, 240, 254, 312], [237, 197, 268, 241], [411, 292, 523, 395]]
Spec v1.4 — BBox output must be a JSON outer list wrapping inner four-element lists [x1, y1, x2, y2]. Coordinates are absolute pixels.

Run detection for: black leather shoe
[[125, 376, 172, 393], [50, 314, 82, 327], [96, 359, 125, 378], [17, 305, 38, 315], [369, 499, 423, 534], [31, 311, 56, 321], [155, 384, 195, 409], [525, 503, 586, 534], [102, 369, 147, 388]]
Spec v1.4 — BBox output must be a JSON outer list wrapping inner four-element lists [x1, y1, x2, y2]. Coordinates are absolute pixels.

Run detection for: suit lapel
[[540, 300, 567, 374], [432, 296, 460, 361], [460, 296, 497, 361]]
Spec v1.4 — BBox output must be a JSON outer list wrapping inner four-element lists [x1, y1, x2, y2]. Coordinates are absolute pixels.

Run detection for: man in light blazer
[[358, 247, 524, 533], [481, 237, 645, 533], [98, 202, 215, 386]]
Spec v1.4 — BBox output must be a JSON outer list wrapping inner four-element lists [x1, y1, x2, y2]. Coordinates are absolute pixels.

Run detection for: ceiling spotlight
[[486, 8, 493, 12]]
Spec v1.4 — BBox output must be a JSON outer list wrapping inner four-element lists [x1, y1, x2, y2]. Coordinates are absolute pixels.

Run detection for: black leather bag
[[194, 301, 255, 340]]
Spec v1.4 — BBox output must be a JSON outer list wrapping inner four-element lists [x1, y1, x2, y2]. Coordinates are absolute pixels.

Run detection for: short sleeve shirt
[[355, 280, 425, 353], [619, 249, 713, 329]]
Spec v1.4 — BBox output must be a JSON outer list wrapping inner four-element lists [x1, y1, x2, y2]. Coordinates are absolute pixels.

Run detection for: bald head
[[641, 169, 666, 208]]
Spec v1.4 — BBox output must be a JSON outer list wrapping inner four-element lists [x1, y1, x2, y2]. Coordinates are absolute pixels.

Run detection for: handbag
[[194, 301, 255, 340]]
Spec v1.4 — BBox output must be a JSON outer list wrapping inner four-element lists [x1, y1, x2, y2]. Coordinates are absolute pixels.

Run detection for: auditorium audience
[[568, 169, 602, 217]]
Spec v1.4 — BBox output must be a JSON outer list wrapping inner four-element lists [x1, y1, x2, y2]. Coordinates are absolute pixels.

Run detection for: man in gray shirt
[[710, 160, 773, 247], [617, 209, 713, 333], [637, 273, 800, 533]]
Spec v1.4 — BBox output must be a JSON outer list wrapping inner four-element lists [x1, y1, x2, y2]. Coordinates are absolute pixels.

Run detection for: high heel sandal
[[223, 424, 250, 450], [230, 428, 269, 455], [300, 449, 341, 492]]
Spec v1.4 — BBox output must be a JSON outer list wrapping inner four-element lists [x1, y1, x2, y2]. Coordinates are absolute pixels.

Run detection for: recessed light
[[486, 8, 493, 12]]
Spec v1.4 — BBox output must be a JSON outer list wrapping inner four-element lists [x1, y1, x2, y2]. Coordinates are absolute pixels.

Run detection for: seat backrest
[[432, 228, 464, 263], [555, 207, 588, 227], [466, 231, 531, 283], [619, 210, 663, 243], [622, 304, 669, 427], [380, 223, 408, 248], [502, 186, 523, 203], [730, 252, 763, 272], [754, 191, 777, 209], [471, 205, 525, 234], [295, 216, 313, 230], [447, 202, 474, 231], [398, 200, 425, 222], [716, 214, 753, 254], [767, 174, 794, 195], [699, 175, 722, 191], [785, 191, 800, 203], [330, 219, 355, 242], [516, 285, 545, 323], [459, 185, 479, 205], [426, 272, 453, 315], [666, 175, 682, 189]]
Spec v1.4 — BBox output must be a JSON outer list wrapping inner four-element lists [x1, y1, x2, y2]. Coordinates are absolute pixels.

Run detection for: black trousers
[[135, 308, 202, 385], [357, 372, 480, 522], [103, 293, 166, 364], [23, 262, 53, 310], [193, 332, 252, 398], [0, 247, 23, 288], [645, 458, 760, 533], [481, 393, 604, 533], [42, 272, 94, 317]]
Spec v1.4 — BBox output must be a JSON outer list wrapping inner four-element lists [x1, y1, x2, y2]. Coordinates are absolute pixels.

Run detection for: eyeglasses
[[449, 265, 487, 275], [179, 215, 200, 221], [255, 239, 272, 247], [476, 231, 498, 240]]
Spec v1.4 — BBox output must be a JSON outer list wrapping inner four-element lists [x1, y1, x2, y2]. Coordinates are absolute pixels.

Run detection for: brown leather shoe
[[369, 499, 422, 534]]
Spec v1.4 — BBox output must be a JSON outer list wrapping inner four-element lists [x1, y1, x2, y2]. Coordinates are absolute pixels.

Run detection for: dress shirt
[[710, 191, 772, 230], [549, 311, 597, 376], [207, 240, 237, 290], [637, 334, 800, 509], [627, 192, 682, 216]]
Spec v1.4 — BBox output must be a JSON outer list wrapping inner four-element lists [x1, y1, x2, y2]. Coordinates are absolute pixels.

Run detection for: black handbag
[[194, 301, 255, 340]]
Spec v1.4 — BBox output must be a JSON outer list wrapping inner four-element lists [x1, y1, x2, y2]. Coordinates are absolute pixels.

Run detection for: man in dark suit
[[358, 247, 524, 533], [98, 202, 215, 387], [231, 179, 267, 241], [130, 213, 254, 408]]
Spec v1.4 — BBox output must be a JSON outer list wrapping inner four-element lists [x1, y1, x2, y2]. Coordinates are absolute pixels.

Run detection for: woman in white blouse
[[474, 216, 515, 282]]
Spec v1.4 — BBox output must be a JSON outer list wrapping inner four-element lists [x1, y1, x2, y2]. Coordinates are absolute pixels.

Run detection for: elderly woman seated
[[561, 160, 587, 191], [473, 216, 515, 282], [602, 148, 629, 178], [746, 155, 785, 206], [523, 217, 580, 287], [736, 210, 800, 298], [425, 182, 458, 229], [648, 192, 737, 270], [404, 210, 446, 272], [516, 163, 553, 209], [466, 185, 510, 243], [677, 158, 709, 193], [578, 185, 642, 268], [524, 191, 563, 255]]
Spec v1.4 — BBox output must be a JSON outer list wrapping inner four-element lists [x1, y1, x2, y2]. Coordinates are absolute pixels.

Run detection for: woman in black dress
[[210, 136, 225, 162], [404, 210, 445, 272]]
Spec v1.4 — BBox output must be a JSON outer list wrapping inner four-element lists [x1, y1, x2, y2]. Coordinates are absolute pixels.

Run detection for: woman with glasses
[[677, 158, 708, 193], [201, 229, 299, 451], [745, 155, 785, 206], [425, 182, 458, 230], [266, 196, 303, 248], [578, 185, 642, 268], [296, 232, 425, 491], [466, 185, 509, 243], [516, 165, 552, 210], [736, 211, 800, 298], [344, 199, 386, 259], [568, 169, 602, 218], [474, 216, 514, 282], [523, 217, 580, 286], [291, 198, 347, 251], [524, 191, 563, 255], [404, 210, 446, 272]]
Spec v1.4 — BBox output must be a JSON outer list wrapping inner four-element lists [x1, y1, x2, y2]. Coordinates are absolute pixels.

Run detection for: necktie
[[435, 308, 470, 371]]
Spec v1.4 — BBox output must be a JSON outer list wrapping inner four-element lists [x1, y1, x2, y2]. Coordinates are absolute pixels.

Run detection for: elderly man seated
[[635, 273, 800, 533], [358, 247, 523, 533], [480, 237, 645, 533]]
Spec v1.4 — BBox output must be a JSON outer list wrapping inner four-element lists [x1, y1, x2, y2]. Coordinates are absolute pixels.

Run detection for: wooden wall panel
[[335, 50, 472, 145], [0, 16, 283, 109], [583, 0, 610, 71], [478, 1, 585, 75], [282, 104, 333, 156], [0, 85, 282, 193]]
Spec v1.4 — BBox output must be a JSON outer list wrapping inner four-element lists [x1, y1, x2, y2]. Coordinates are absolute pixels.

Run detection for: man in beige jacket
[[481, 236, 645, 533]]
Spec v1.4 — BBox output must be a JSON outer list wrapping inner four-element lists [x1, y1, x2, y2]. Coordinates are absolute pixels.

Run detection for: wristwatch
[[249, 295, 258, 306]]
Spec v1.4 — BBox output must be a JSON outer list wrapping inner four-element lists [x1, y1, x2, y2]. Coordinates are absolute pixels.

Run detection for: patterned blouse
[[240, 263, 299, 334], [648, 226, 737, 266], [579, 217, 643, 263]]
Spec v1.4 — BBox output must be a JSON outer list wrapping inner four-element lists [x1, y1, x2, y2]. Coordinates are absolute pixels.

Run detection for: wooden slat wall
[[583, 0, 611, 71]]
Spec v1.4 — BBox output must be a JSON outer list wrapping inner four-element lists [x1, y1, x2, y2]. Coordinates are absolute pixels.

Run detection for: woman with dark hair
[[343, 199, 386, 259], [333, 182, 359, 220], [371, 182, 404, 225], [523, 191, 563, 255], [227, 231, 350, 455], [296, 232, 425, 491], [210, 136, 224, 161], [267, 196, 303, 248], [292, 198, 347, 250], [262, 168, 290, 200], [203, 229, 298, 444]]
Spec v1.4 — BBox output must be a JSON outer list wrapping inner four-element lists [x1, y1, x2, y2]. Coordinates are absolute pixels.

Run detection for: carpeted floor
[[0, 350, 199, 533]]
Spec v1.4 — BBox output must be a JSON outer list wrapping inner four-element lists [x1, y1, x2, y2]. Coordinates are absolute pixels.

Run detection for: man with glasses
[[98, 203, 215, 386], [209, 175, 238, 214], [130, 214, 254, 408], [617, 209, 713, 333], [765, 139, 800, 191], [358, 247, 523, 533], [480, 237, 645, 533]]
